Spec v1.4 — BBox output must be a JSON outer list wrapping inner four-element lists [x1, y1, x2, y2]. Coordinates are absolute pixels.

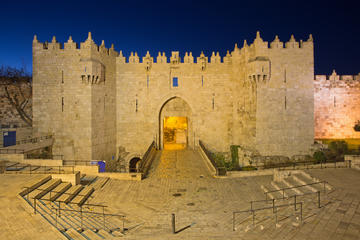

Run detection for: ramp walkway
[[147, 149, 212, 179]]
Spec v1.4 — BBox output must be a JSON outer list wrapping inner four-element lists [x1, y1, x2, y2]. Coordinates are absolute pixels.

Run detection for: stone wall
[[33, 32, 315, 163], [0, 82, 32, 127], [32, 34, 117, 161], [314, 71, 360, 139]]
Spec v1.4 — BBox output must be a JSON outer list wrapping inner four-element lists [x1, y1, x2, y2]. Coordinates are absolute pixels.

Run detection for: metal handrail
[[0, 149, 25, 154], [138, 141, 156, 173], [63, 160, 100, 166], [199, 140, 226, 176], [264, 181, 328, 195], [232, 201, 304, 231], [261, 159, 351, 170], [15, 135, 53, 145], [6, 163, 75, 174]]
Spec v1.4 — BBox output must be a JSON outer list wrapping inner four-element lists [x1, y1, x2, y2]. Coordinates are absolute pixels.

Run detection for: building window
[[172, 77, 178, 87]]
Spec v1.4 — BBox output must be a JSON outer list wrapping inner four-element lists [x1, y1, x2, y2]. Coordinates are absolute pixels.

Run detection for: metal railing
[[199, 140, 226, 176], [264, 181, 328, 201], [16, 135, 53, 145], [138, 141, 156, 175], [232, 201, 304, 231], [25, 154, 64, 160], [5, 163, 75, 174], [0, 149, 25, 154], [21, 189, 126, 233], [63, 160, 99, 166], [260, 159, 352, 170]]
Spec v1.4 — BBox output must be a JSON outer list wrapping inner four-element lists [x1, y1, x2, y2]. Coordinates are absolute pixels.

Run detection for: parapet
[[315, 70, 360, 88], [33, 32, 119, 58]]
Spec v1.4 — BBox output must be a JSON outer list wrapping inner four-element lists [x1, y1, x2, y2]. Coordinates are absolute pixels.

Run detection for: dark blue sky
[[0, 0, 359, 74]]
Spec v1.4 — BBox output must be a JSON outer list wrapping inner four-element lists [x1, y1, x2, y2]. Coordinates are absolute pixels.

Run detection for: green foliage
[[211, 152, 239, 171], [313, 151, 326, 164], [240, 166, 258, 171], [329, 140, 348, 155], [230, 145, 240, 167]]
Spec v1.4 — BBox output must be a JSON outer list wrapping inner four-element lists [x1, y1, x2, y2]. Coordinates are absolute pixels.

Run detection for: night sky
[[0, 0, 359, 75]]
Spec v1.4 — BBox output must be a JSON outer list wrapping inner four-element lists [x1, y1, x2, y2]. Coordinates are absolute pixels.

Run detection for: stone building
[[32, 31, 316, 164]]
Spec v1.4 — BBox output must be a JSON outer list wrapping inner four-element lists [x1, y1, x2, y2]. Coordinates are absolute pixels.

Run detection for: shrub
[[354, 120, 360, 132], [313, 151, 326, 164]]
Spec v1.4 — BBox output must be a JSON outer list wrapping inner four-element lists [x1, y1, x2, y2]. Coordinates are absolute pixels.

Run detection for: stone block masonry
[[32, 31, 317, 166]]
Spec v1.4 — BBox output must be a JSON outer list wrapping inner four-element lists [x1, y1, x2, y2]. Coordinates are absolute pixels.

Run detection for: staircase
[[19, 175, 125, 239], [233, 171, 334, 235]]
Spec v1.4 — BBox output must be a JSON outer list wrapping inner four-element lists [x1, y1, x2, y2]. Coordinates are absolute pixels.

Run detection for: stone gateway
[[31, 31, 360, 165]]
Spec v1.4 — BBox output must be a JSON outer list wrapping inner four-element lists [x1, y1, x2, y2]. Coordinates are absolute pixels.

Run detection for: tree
[[0, 66, 32, 127]]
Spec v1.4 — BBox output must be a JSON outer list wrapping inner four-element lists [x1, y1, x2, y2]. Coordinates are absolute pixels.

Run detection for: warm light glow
[[164, 117, 188, 150]]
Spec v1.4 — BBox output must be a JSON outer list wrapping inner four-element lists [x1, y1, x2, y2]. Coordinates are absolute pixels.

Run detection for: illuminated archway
[[158, 97, 193, 150]]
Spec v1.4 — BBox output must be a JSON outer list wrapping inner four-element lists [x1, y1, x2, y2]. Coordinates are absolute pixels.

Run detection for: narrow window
[[212, 93, 215, 110], [201, 75, 204, 87], [284, 69, 287, 83], [136, 98, 138, 112], [147, 75, 149, 88], [284, 96, 287, 110], [61, 70, 64, 84], [62, 97, 64, 112], [172, 77, 178, 87]]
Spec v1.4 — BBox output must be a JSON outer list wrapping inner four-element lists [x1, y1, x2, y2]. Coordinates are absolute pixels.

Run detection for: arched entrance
[[129, 157, 141, 172], [158, 97, 193, 150]]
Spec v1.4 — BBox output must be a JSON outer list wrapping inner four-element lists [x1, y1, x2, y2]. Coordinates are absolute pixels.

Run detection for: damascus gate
[[32, 31, 316, 165]]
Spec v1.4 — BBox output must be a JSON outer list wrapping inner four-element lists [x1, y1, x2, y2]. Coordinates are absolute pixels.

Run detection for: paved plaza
[[0, 149, 360, 239]]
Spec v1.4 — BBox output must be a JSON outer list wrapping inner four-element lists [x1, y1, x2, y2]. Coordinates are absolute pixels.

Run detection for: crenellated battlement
[[315, 70, 360, 88], [33, 32, 119, 57]]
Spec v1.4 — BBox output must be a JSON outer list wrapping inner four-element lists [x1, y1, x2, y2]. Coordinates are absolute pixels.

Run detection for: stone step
[[91, 177, 110, 190], [273, 180, 298, 197], [36, 200, 72, 232], [66, 228, 88, 240], [71, 186, 94, 206], [57, 185, 84, 203], [19, 175, 51, 196], [46, 182, 72, 201], [82, 229, 104, 240], [34, 178, 62, 199], [261, 184, 283, 199], [271, 181, 289, 198], [98, 229, 117, 239], [292, 174, 319, 192], [282, 177, 306, 195]]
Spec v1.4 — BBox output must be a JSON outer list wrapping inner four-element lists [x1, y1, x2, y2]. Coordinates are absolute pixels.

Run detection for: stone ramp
[[147, 149, 212, 179]]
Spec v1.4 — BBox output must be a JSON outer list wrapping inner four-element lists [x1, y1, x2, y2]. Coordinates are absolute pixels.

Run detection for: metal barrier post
[[172, 213, 176, 233], [80, 206, 83, 230], [252, 210, 255, 226], [250, 201, 253, 211], [294, 195, 297, 211], [318, 191, 321, 208], [103, 206, 105, 230], [232, 212, 235, 231], [272, 199, 275, 213]]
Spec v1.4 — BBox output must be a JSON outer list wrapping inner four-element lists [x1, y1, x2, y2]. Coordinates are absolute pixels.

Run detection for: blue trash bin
[[98, 161, 106, 172]]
